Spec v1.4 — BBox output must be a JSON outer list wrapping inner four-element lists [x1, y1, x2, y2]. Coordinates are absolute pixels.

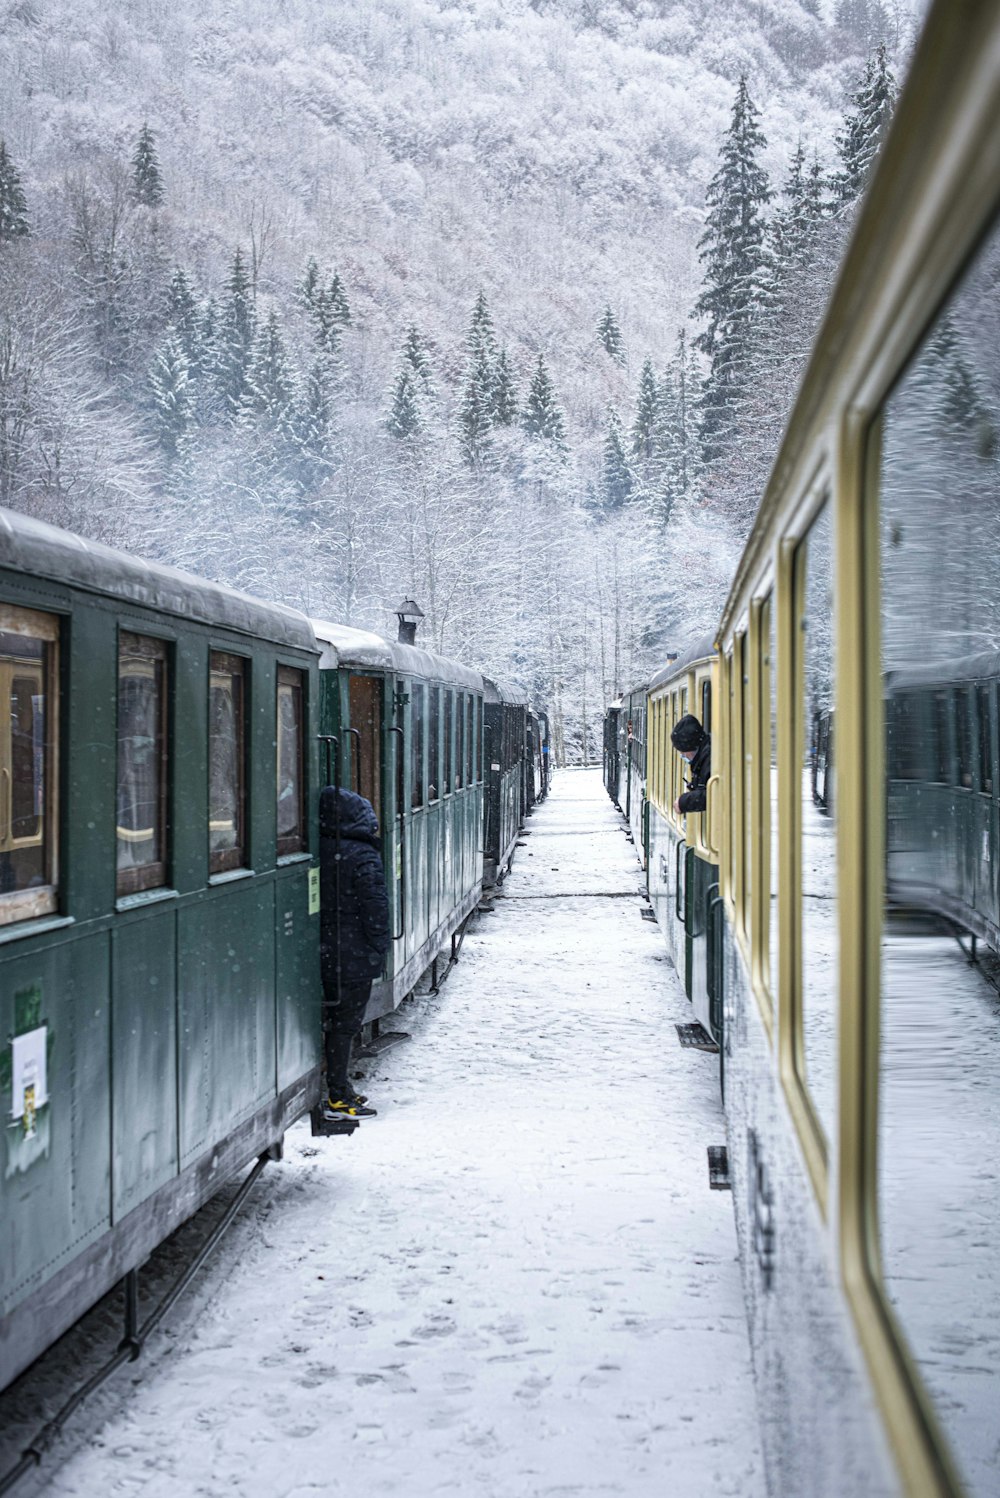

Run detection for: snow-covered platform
[[23, 768, 765, 1498]]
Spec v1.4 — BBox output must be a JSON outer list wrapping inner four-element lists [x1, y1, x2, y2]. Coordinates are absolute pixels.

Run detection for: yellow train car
[[608, 3, 1000, 1493]]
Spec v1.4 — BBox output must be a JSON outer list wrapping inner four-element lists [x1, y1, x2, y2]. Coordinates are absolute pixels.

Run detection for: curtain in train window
[[411, 683, 425, 810], [349, 674, 382, 826], [276, 666, 305, 856], [209, 653, 246, 873], [876, 222, 1000, 1498], [117, 633, 169, 894], [0, 611, 58, 921], [795, 504, 836, 1140]]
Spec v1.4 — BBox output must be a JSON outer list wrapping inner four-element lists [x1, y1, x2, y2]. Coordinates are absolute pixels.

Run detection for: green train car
[[0, 510, 322, 1392]]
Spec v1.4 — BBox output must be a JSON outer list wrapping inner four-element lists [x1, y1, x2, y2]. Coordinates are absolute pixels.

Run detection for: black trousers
[[323, 980, 372, 1099]]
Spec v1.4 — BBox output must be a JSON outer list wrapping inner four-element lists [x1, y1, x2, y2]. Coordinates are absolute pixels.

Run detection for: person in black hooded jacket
[[319, 786, 391, 1119], [671, 713, 711, 815]]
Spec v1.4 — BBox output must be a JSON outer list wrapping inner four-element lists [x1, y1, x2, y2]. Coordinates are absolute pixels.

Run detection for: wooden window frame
[[0, 605, 60, 926]]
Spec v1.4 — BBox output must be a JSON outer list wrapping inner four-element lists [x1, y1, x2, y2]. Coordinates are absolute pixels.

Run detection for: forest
[[0, 0, 919, 759]]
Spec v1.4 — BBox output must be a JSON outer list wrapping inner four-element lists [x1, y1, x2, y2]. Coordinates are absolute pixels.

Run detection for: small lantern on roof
[[395, 598, 424, 645]]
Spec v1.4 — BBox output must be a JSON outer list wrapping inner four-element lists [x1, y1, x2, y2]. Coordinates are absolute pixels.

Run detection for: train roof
[[481, 674, 528, 705], [885, 650, 1000, 689], [311, 620, 483, 691], [0, 507, 317, 650], [648, 633, 716, 693]]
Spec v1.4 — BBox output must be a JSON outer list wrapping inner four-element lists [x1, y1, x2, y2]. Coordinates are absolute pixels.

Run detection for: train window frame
[[443, 689, 454, 796], [760, 592, 778, 1016], [456, 692, 465, 790], [208, 650, 248, 876], [116, 632, 171, 898], [411, 682, 425, 811], [978, 684, 994, 796], [428, 687, 441, 803], [0, 605, 60, 926], [276, 665, 307, 858]]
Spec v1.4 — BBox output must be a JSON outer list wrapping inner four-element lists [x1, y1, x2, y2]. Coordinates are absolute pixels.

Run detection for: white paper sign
[[12, 1026, 48, 1120]]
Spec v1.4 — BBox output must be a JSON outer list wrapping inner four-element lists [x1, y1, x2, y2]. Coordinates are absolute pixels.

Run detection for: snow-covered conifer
[[656, 328, 700, 520], [402, 325, 434, 390], [630, 359, 659, 461], [493, 347, 518, 425], [522, 355, 566, 447], [387, 368, 422, 441], [602, 408, 632, 509], [298, 257, 320, 309], [294, 357, 336, 485], [694, 76, 772, 464], [131, 124, 164, 208], [596, 305, 625, 365], [245, 309, 295, 430], [834, 44, 896, 206], [459, 370, 492, 465], [0, 140, 29, 245], [215, 249, 256, 414], [149, 332, 191, 462]]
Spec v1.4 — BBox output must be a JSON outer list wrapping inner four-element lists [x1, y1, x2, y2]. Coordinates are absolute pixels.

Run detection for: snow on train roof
[[481, 674, 528, 705], [311, 620, 483, 691], [0, 508, 317, 650], [648, 632, 717, 693]]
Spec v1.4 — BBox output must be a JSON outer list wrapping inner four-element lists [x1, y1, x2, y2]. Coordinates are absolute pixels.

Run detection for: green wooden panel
[[111, 914, 178, 1221], [275, 867, 322, 1089], [0, 935, 111, 1316], [178, 885, 276, 1166]]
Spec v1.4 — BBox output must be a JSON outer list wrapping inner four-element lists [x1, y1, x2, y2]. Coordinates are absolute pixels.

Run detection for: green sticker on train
[[308, 866, 320, 916]]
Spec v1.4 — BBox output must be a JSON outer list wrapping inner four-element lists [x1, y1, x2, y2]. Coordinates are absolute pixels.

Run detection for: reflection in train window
[[796, 503, 836, 1145], [0, 610, 58, 922], [209, 653, 246, 873], [878, 221, 1000, 1498], [276, 666, 305, 856], [118, 633, 169, 895], [763, 595, 778, 1008], [428, 688, 440, 802], [349, 674, 382, 826]]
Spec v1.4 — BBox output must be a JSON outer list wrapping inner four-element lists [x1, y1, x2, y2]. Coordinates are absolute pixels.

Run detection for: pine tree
[[656, 327, 700, 517], [0, 140, 29, 245], [298, 257, 321, 310], [325, 271, 351, 327], [294, 357, 336, 484], [630, 359, 659, 461], [245, 309, 295, 430], [131, 124, 164, 208], [602, 408, 633, 509], [215, 249, 256, 414], [694, 75, 772, 462], [459, 371, 492, 465], [465, 290, 499, 420], [149, 332, 192, 463], [596, 305, 625, 365], [401, 325, 434, 389], [387, 368, 422, 441], [493, 347, 518, 425], [834, 44, 896, 205], [522, 355, 566, 446]]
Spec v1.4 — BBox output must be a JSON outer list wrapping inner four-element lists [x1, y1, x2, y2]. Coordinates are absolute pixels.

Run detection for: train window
[[349, 675, 382, 827], [209, 652, 246, 874], [931, 689, 949, 783], [796, 502, 836, 1146], [444, 691, 454, 794], [954, 687, 973, 789], [701, 678, 712, 735], [978, 685, 993, 795], [117, 633, 170, 895], [741, 641, 753, 938], [763, 595, 778, 1007], [276, 666, 306, 856], [0, 607, 59, 924], [466, 695, 475, 786], [876, 223, 1000, 1498], [411, 683, 425, 809], [456, 693, 465, 789], [428, 688, 440, 802], [887, 694, 921, 780]]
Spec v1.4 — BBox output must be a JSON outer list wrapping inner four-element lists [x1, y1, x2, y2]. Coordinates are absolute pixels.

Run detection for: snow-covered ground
[[6, 768, 765, 1498]]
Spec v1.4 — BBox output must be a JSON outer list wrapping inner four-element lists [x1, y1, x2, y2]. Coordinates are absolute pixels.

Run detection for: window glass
[[978, 685, 993, 795], [209, 653, 246, 873], [476, 697, 483, 782], [411, 683, 425, 810], [741, 643, 753, 935], [0, 611, 58, 921], [701, 678, 712, 735], [466, 695, 474, 786], [457, 693, 465, 789], [276, 666, 305, 855], [349, 675, 382, 826], [444, 690, 454, 793], [428, 688, 440, 801], [117, 633, 169, 895], [797, 505, 836, 1139], [877, 224, 1000, 1498]]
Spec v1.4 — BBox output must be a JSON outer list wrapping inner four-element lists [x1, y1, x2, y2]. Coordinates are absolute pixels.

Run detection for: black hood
[[320, 787, 380, 843], [671, 713, 707, 753]]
